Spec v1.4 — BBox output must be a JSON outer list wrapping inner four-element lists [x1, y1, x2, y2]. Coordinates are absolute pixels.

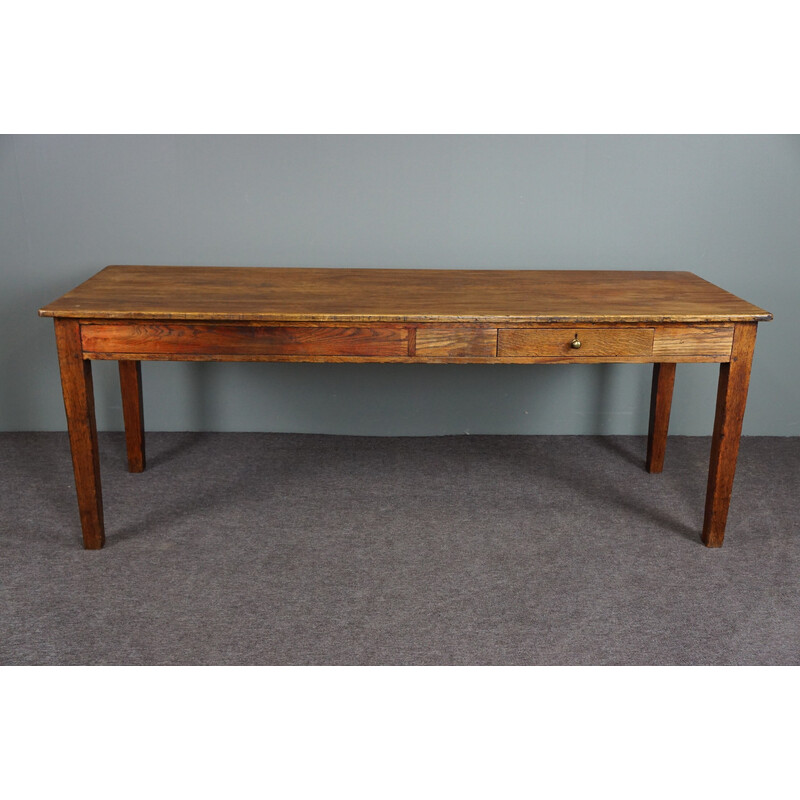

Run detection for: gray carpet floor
[[1, 432, 798, 665]]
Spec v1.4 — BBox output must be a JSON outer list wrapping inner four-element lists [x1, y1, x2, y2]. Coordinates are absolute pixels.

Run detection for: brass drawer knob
[[571, 335, 582, 349]]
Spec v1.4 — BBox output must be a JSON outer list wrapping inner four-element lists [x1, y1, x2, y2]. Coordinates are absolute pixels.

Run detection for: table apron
[[78, 321, 735, 363]]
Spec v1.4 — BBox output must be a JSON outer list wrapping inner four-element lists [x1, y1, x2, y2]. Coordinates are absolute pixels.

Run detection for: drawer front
[[82, 323, 408, 357], [498, 327, 654, 358], [415, 327, 497, 357]]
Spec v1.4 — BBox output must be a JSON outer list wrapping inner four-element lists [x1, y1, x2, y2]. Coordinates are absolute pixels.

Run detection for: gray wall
[[1, 135, 797, 435]]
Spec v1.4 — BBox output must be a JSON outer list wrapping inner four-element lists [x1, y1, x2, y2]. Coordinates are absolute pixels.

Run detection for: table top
[[39, 265, 772, 324]]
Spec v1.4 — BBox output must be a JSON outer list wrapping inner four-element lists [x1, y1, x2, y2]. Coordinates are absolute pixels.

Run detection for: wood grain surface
[[652, 325, 734, 358], [498, 327, 654, 357], [39, 266, 772, 324], [82, 323, 408, 357], [414, 327, 497, 357]]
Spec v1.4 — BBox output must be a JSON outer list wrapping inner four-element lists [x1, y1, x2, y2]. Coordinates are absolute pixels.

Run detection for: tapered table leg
[[646, 362, 676, 473], [54, 319, 105, 549], [702, 323, 757, 547], [119, 360, 146, 472]]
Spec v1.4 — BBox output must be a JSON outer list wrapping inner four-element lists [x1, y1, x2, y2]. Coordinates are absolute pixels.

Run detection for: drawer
[[498, 327, 654, 358], [415, 327, 497, 357], [81, 323, 408, 357]]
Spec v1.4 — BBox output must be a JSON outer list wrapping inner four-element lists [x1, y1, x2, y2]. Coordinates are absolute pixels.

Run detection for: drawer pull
[[571, 335, 582, 349]]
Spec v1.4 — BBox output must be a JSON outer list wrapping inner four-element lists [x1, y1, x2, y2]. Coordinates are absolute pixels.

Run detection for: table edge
[[38, 309, 774, 323]]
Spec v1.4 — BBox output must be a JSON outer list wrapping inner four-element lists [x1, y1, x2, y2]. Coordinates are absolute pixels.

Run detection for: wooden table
[[40, 266, 772, 550]]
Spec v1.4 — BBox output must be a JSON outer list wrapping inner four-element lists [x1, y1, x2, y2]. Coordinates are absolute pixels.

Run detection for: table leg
[[646, 362, 676, 473], [119, 360, 146, 472], [702, 323, 757, 547], [54, 319, 105, 549]]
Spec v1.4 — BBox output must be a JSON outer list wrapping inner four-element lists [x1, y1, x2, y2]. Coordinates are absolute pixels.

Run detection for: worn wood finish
[[415, 327, 497, 357], [646, 363, 676, 473], [39, 266, 772, 324], [498, 327, 654, 358], [39, 267, 772, 550], [82, 323, 408, 357], [54, 319, 105, 549], [119, 360, 145, 473], [702, 324, 758, 547]]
